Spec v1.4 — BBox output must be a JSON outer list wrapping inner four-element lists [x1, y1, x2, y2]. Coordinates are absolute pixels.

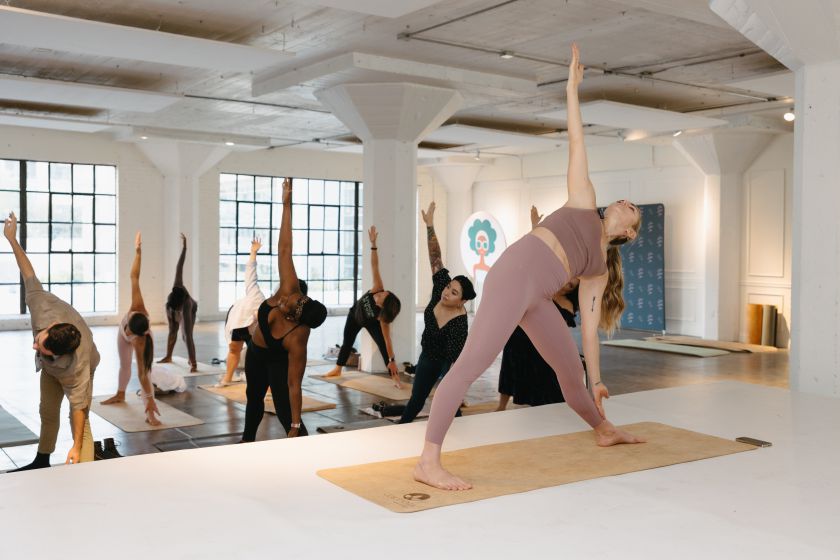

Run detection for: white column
[[674, 131, 773, 340], [135, 141, 230, 320], [790, 60, 840, 396], [317, 83, 462, 368]]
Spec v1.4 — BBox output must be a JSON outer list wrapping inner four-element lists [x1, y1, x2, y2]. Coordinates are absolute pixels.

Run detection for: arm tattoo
[[426, 226, 443, 271], [591, 296, 596, 312]]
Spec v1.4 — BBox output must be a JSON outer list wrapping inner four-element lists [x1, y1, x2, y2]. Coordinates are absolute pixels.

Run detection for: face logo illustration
[[459, 212, 507, 284], [403, 492, 431, 501]]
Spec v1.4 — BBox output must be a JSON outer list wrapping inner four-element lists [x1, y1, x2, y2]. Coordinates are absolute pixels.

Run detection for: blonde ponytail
[[600, 246, 625, 336]]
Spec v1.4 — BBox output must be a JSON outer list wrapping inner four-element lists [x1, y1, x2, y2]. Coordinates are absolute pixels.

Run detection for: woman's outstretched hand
[[592, 382, 609, 419], [567, 42, 584, 90], [421, 201, 436, 226], [368, 225, 378, 245], [282, 177, 292, 204]]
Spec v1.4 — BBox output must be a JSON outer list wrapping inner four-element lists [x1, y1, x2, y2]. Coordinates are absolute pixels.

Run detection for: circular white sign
[[459, 211, 507, 280]]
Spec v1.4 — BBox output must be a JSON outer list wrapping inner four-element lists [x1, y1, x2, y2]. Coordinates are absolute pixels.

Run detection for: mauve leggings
[[425, 234, 604, 445]]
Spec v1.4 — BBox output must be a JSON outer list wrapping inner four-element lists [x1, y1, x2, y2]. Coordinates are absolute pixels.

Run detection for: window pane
[[27, 192, 49, 221], [95, 225, 116, 253], [323, 280, 339, 305], [50, 254, 72, 282], [29, 254, 48, 279], [219, 282, 236, 310], [219, 201, 236, 227], [236, 255, 250, 281], [292, 204, 307, 229], [254, 203, 271, 228], [27, 224, 49, 253], [292, 256, 306, 278], [309, 206, 324, 229], [0, 253, 18, 283], [95, 254, 116, 282], [292, 230, 307, 254], [323, 230, 338, 254], [308, 256, 323, 280], [72, 224, 94, 252], [95, 195, 116, 224], [255, 177, 272, 202], [324, 207, 339, 229], [0, 191, 19, 217], [0, 160, 20, 190], [238, 175, 254, 201], [341, 182, 356, 205], [291, 178, 308, 203], [307, 280, 324, 301], [341, 206, 355, 230], [51, 223, 71, 251], [94, 166, 116, 194], [238, 202, 254, 227], [341, 231, 355, 254], [73, 254, 94, 282], [256, 255, 273, 284], [94, 283, 115, 312], [237, 228, 254, 253], [73, 165, 94, 193], [0, 284, 20, 315], [339, 280, 355, 305], [324, 256, 339, 279], [27, 162, 49, 191], [219, 228, 236, 254], [73, 283, 94, 313], [219, 255, 236, 281], [52, 194, 72, 222], [254, 228, 270, 249], [309, 180, 324, 204], [220, 174, 237, 200], [272, 203, 282, 228], [49, 283, 72, 303], [309, 230, 323, 253], [324, 181, 340, 205], [50, 163, 72, 192], [73, 195, 94, 223]]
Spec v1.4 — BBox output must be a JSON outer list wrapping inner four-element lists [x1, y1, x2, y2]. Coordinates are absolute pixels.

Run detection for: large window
[[0, 159, 117, 315], [218, 174, 363, 310]]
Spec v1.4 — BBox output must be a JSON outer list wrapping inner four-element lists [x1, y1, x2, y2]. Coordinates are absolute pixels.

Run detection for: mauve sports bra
[[538, 206, 607, 278]]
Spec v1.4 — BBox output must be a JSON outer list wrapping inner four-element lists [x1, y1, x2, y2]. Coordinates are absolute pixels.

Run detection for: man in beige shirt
[[4, 212, 99, 471]]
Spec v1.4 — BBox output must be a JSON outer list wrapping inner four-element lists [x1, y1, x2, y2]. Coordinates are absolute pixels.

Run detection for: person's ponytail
[[600, 246, 625, 336]]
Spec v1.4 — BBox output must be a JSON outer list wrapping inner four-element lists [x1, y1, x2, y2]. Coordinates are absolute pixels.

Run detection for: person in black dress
[[398, 201, 476, 423]]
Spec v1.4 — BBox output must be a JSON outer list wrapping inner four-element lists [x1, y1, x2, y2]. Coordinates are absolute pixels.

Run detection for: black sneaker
[[103, 438, 124, 459], [93, 441, 107, 461]]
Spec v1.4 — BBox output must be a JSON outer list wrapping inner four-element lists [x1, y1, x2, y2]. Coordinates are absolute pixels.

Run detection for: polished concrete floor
[[0, 313, 788, 470]]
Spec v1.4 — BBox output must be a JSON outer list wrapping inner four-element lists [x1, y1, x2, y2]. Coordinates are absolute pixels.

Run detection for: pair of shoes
[[93, 441, 107, 461], [102, 438, 123, 459]]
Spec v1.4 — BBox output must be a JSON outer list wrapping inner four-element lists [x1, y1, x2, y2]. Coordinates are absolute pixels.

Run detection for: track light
[[499, 51, 514, 59], [225, 141, 235, 146], [139, 136, 148, 140], [673, 130, 683, 137], [783, 109, 795, 122]]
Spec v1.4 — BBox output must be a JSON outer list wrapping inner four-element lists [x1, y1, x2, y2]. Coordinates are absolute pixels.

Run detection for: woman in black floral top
[[398, 202, 476, 424]]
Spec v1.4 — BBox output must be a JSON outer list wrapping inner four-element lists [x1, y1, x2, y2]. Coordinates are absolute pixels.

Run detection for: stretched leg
[[497, 393, 511, 412], [398, 354, 444, 424], [11, 372, 64, 471], [325, 308, 363, 378], [415, 259, 532, 490], [241, 346, 270, 442], [158, 309, 178, 363], [219, 341, 244, 385], [182, 300, 198, 371], [102, 332, 132, 404]]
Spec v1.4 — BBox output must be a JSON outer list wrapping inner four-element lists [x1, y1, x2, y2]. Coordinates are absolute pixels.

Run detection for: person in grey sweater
[[4, 212, 100, 470]]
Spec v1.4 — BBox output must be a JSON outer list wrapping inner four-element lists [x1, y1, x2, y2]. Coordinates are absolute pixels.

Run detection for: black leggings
[[242, 344, 308, 441], [336, 305, 389, 367], [397, 352, 461, 424]]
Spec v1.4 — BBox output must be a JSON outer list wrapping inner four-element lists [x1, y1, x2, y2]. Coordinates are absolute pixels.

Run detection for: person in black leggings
[[398, 201, 476, 423], [158, 233, 198, 372], [241, 178, 327, 441], [324, 226, 403, 387]]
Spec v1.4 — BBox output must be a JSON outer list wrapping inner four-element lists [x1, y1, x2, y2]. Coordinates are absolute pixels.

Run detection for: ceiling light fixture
[[499, 51, 514, 60], [225, 141, 235, 146], [474, 149, 481, 161], [673, 130, 683, 137], [783, 109, 795, 122], [140, 135, 148, 140]]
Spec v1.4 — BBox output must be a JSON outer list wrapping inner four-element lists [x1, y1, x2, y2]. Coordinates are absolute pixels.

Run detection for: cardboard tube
[[746, 304, 763, 345], [761, 304, 777, 347]]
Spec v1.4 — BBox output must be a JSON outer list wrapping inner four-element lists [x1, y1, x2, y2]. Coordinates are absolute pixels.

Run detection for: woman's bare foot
[[101, 392, 125, 405], [413, 460, 472, 491], [594, 421, 646, 447], [324, 365, 342, 378], [189, 363, 198, 373], [157, 357, 172, 364]]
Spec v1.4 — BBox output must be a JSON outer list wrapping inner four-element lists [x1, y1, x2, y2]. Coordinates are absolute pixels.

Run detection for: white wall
[[740, 134, 793, 347]]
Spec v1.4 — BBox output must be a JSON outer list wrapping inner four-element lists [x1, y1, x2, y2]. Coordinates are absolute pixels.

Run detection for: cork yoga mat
[[647, 335, 777, 353], [198, 383, 335, 413], [313, 372, 423, 401], [91, 396, 204, 432], [317, 422, 755, 513], [602, 339, 729, 357]]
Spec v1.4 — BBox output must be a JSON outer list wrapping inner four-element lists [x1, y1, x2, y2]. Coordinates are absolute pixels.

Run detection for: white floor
[[0, 381, 837, 559]]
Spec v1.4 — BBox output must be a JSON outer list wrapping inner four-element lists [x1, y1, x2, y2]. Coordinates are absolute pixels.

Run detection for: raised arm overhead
[[565, 43, 596, 210], [173, 233, 187, 288], [277, 177, 300, 296], [422, 202, 443, 274], [369, 226, 384, 293]]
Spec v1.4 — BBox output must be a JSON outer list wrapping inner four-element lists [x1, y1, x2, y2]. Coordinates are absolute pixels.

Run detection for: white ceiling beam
[[253, 52, 538, 96], [423, 124, 563, 149], [0, 6, 292, 73], [0, 74, 180, 113], [297, 0, 446, 18], [0, 114, 113, 133], [541, 100, 728, 132], [115, 126, 271, 148]]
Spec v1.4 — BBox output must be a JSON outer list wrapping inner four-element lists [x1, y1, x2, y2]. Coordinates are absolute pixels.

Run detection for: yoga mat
[[646, 335, 778, 353], [460, 402, 528, 416], [156, 356, 225, 377], [746, 304, 763, 345], [0, 404, 38, 447], [317, 422, 754, 513], [313, 372, 420, 401], [316, 419, 393, 434], [761, 305, 777, 347], [91, 396, 204, 432], [602, 339, 728, 357], [198, 383, 336, 413]]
